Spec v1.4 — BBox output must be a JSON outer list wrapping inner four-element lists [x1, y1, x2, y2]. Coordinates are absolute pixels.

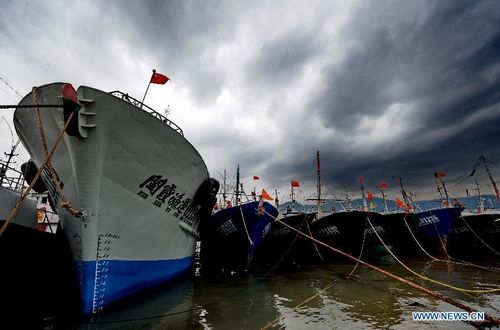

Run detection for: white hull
[[14, 83, 210, 314], [0, 186, 37, 229]]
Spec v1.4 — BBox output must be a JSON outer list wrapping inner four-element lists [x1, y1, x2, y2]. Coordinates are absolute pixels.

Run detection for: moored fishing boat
[[312, 209, 371, 259], [200, 165, 278, 274], [448, 158, 500, 257], [298, 151, 393, 260], [392, 176, 462, 257], [307, 151, 371, 259], [14, 82, 217, 315], [449, 210, 500, 257], [253, 188, 318, 271], [0, 142, 38, 230], [411, 206, 462, 256], [0, 146, 78, 327]]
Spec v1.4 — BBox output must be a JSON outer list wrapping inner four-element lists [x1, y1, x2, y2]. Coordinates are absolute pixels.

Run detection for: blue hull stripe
[[415, 207, 461, 238], [79, 257, 193, 315]]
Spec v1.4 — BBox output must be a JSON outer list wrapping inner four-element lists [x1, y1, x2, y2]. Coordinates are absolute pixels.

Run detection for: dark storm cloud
[[314, 1, 500, 131], [267, 0, 500, 198], [251, 30, 320, 84], [105, 0, 232, 105]]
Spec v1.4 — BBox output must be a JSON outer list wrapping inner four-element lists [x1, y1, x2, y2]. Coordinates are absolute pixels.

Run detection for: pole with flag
[[252, 175, 259, 201], [378, 182, 389, 213], [291, 180, 300, 203], [359, 176, 368, 211], [141, 69, 170, 109]]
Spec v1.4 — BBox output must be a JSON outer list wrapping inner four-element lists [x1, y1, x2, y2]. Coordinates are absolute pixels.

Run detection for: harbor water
[[75, 258, 500, 329]]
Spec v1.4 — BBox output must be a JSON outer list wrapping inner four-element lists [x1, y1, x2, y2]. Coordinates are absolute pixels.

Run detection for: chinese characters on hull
[[137, 175, 198, 226]]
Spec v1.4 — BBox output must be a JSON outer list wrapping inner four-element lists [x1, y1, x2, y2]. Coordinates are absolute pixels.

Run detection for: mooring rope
[[263, 210, 500, 326], [239, 205, 253, 246], [304, 215, 324, 262], [400, 211, 500, 273], [458, 215, 500, 256], [366, 217, 500, 294], [427, 208, 450, 258], [32, 88, 84, 219], [266, 214, 308, 271], [347, 216, 368, 277], [0, 110, 75, 236]]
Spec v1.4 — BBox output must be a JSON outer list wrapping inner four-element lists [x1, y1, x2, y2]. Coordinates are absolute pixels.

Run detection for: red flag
[[150, 71, 170, 84], [433, 171, 446, 178], [261, 189, 273, 201], [253, 176, 259, 180], [395, 198, 406, 209], [378, 182, 388, 190], [291, 180, 300, 188], [359, 176, 365, 184], [367, 191, 373, 201]]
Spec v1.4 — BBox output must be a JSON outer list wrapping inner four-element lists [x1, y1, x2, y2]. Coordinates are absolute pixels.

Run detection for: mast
[[291, 182, 295, 203], [274, 189, 279, 207], [380, 188, 389, 213], [439, 176, 450, 205], [0, 140, 20, 186], [222, 169, 227, 204], [345, 189, 352, 210], [316, 150, 321, 213], [434, 176, 444, 201], [235, 164, 240, 204], [316, 151, 321, 203], [359, 177, 368, 211], [480, 155, 500, 200], [474, 178, 484, 213], [399, 177, 410, 205]]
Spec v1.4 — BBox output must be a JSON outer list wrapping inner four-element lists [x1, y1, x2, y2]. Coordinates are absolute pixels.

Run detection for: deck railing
[[109, 91, 183, 136]]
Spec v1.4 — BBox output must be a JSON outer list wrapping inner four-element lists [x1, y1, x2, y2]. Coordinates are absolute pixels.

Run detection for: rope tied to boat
[[347, 215, 369, 277], [305, 215, 324, 262], [458, 215, 499, 256], [366, 217, 500, 294], [262, 210, 500, 326], [32, 87, 85, 219], [239, 205, 253, 246], [401, 211, 500, 273], [0, 91, 78, 236]]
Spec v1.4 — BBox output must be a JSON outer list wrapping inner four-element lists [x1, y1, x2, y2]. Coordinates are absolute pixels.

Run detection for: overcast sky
[[1, 0, 500, 202]]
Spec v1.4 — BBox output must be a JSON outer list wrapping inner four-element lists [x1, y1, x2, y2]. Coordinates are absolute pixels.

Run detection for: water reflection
[[79, 279, 197, 329], [76, 258, 499, 329]]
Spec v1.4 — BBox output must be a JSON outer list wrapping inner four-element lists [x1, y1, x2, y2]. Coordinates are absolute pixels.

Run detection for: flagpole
[[141, 69, 156, 109]]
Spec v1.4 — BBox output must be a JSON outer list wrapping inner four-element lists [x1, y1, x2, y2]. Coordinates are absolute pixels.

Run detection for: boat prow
[[14, 82, 216, 315]]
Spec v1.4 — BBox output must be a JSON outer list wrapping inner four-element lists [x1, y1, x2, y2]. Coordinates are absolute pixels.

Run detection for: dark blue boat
[[411, 206, 463, 256], [200, 200, 278, 273], [200, 165, 279, 274]]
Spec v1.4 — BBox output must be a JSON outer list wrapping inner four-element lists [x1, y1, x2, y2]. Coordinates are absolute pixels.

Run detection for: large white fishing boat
[[14, 82, 216, 315]]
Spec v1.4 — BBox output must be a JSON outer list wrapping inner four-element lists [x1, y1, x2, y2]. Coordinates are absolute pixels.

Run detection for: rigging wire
[[0, 75, 23, 99]]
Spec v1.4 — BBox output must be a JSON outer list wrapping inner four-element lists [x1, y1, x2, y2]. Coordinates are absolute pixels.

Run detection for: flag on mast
[[150, 71, 170, 84], [141, 69, 169, 108], [261, 189, 273, 201], [395, 198, 406, 209], [378, 182, 388, 190]]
